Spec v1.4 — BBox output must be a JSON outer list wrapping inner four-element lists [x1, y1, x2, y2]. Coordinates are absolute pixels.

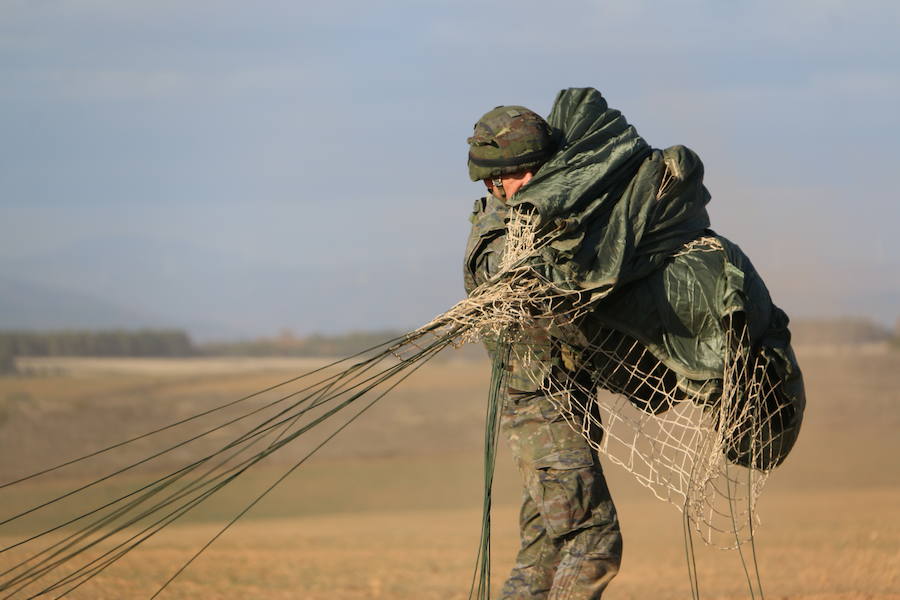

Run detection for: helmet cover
[[467, 105, 555, 181]]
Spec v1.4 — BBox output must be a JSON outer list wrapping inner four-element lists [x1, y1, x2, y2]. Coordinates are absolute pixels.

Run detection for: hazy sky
[[1, 1, 898, 335]]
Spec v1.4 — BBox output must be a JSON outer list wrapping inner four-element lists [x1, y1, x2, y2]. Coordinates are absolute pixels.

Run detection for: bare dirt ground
[[1, 348, 898, 599]]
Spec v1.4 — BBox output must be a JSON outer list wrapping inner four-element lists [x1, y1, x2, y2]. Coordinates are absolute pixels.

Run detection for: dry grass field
[[1, 348, 898, 599]]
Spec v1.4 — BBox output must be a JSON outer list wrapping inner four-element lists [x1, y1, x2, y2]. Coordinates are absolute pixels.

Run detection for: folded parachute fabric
[[465, 87, 805, 473]]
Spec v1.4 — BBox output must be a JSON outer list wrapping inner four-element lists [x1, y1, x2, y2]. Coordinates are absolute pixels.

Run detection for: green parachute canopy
[[465, 87, 804, 470]]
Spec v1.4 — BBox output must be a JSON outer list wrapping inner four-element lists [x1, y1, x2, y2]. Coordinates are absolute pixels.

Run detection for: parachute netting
[[532, 324, 780, 547], [423, 210, 791, 547], [0, 209, 789, 597]]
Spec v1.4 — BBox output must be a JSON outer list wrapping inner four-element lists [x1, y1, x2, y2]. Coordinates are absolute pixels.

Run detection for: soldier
[[463, 89, 805, 599], [464, 105, 622, 599]]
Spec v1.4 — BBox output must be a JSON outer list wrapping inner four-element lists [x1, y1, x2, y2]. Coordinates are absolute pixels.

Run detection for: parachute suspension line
[[723, 329, 758, 600], [682, 509, 701, 600], [0, 327, 464, 599], [0, 350, 389, 555], [729, 410, 766, 600], [1, 392, 325, 598], [468, 343, 510, 600], [0, 380, 324, 531], [0, 336, 412, 531], [0, 402, 310, 587], [0, 328, 428, 524], [147, 330, 459, 598], [743, 372, 766, 600], [18, 332, 446, 596], [723, 328, 767, 600], [3, 332, 458, 600], [3, 400, 336, 597], [726, 462, 757, 600], [0, 333, 410, 491], [747, 464, 765, 600], [681, 420, 703, 600], [153, 334, 457, 600]]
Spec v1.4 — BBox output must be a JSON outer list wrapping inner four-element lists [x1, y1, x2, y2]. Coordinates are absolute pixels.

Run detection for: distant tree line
[[0, 328, 412, 374], [789, 317, 896, 346], [0, 330, 194, 366], [894, 318, 900, 350], [0, 347, 14, 374], [197, 329, 405, 358]]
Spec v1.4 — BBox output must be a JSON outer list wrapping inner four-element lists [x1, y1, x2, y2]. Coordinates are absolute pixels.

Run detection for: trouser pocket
[[532, 448, 598, 539]]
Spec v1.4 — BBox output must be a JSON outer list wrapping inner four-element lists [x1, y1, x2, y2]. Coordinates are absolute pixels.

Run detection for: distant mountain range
[[0, 276, 162, 331], [0, 235, 464, 340]]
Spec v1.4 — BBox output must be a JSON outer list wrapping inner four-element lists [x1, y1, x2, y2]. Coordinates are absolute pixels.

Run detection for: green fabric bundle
[[464, 87, 805, 469]]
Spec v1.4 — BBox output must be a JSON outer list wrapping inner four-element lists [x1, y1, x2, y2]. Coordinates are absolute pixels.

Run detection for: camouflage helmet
[[467, 105, 555, 182]]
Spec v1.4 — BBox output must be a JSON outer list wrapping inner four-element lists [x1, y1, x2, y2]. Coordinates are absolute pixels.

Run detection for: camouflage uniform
[[465, 196, 622, 600]]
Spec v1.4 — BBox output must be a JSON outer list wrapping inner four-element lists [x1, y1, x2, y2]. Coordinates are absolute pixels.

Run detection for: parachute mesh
[[420, 210, 792, 546]]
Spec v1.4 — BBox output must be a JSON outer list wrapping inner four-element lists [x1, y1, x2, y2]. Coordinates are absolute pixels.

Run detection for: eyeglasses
[[484, 177, 504, 191]]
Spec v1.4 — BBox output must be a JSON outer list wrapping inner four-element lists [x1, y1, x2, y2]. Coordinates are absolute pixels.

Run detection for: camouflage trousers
[[499, 388, 621, 600]]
